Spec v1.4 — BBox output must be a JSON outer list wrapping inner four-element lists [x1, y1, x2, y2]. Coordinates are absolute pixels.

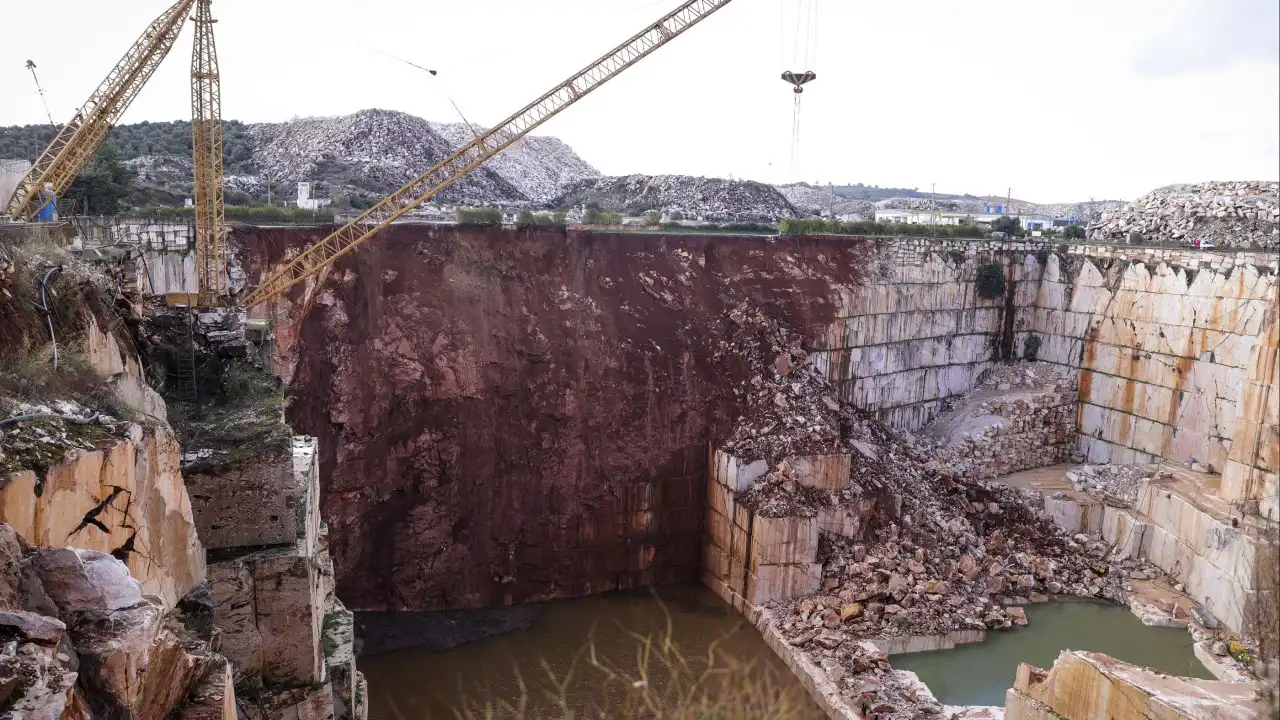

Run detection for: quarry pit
[[1, 221, 1277, 718]]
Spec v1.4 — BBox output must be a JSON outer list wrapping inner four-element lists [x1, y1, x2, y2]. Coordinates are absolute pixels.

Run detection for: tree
[[990, 215, 1023, 237], [644, 210, 662, 226], [65, 144, 136, 215], [1063, 224, 1085, 240]]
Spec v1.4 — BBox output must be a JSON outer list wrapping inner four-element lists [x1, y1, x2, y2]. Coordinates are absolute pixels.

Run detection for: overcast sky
[[2, 0, 1277, 202]]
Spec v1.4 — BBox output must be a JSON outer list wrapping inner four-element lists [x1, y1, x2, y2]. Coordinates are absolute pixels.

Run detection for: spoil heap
[[715, 309, 1160, 718], [1087, 181, 1279, 248]]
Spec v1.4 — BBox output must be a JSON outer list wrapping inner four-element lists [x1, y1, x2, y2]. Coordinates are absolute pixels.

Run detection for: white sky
[[2, 0, 1277, 202]]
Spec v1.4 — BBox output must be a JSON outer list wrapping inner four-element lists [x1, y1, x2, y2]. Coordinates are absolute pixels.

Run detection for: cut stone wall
[[0, 425, 205, 611], [1004, 650, 1262, 719], [1014, 253, 1279, 472], [702, 449, 833, 610]]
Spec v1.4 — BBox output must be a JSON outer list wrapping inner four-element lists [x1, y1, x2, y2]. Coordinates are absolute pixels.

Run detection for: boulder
[[34, 549, 143, 616], [0, 610, 66, 645]]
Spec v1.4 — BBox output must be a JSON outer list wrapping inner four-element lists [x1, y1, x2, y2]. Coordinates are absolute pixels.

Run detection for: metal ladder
[[172, 310, 199, 404]]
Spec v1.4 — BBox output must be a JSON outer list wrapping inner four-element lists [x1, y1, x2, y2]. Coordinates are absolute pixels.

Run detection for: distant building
[[875, 208, 1061, 230], [295, 182, 331, 211]]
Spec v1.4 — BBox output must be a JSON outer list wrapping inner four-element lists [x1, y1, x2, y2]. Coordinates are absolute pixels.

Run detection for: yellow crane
[[190, 0, 228, 304], [243, 0, 735, 308], [4, 0, 197, 222]]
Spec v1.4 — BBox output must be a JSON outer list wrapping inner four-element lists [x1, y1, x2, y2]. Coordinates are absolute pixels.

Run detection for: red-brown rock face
[[240, 227, 868, 611]]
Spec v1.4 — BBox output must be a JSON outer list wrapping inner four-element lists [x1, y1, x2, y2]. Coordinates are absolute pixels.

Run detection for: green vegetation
[[990, 216, 1023, 237], [515, 210, 566, 230], [779, 217, 988, 238], [135, 204, 335, 224], [0, 120, 257, 174], [1023, 333, 1043, 362], [582, 208, 623, 226], [456, 207, 504, 226], [976, 262, 1007, 300], [644, 210, 662, 226], [63, 144, 136, 216], [1063, 224, 1086, 240], [659, 222, 776, 234]]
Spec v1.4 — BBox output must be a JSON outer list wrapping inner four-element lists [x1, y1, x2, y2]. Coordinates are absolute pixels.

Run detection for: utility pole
[[931, 182, 937, 234]]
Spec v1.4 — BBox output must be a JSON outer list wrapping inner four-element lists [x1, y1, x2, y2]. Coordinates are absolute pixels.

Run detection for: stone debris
[[714, 339, 1172, 715], [553, 174, 799, 223], [928, 364, 1078, 479], [1066, 463, 1158, 508], [1088, 181, 1280, 248], [717, 301, 842, 465], [0, 398, 134, 479]]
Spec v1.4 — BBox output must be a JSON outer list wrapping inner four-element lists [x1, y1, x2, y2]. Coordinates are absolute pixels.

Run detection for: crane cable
[[784, 0, 819, 179], [355, 42, 483, 144]]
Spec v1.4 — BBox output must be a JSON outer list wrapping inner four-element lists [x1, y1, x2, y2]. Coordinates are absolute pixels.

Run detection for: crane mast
[[190, 0, 228, 303], [4, 0, 197, 221], [243, 0, 736, 308]]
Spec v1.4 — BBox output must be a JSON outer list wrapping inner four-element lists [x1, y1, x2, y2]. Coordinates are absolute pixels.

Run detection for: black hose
[[38, 265, 63, 371]]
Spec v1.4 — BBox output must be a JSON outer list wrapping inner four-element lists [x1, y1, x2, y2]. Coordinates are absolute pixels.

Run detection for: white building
[[0, 159, 33, 212], [295, 182, 331, 211], [875, 208, 1062, 231]]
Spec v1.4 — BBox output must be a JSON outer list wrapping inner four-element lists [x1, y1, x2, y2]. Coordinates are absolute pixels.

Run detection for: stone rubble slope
[[250, 109, 524, 205], [715, 315, 1167, 719], [553, 174, 800, 222], [1088, 181, 1280, 248], [776, 184, 875, 218], [429, 121, 601, 202]]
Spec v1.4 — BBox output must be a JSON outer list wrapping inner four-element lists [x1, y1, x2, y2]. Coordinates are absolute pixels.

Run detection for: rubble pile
[[1087, 181, 1280, 248], [552, 174, 799, 222], [0, 400, 127, 478], [1066, 464, 1160, 508], [776, 184, 875, 218], [928, 364, 1078, 479], [717, 301, 842, 464], [713, 334, 1170, 715], [250, 109, 598, 206]]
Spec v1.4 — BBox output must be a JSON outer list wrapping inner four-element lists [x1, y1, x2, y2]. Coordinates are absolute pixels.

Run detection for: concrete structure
[[0, 158, 32, 211], [296, 182, 331, 211]]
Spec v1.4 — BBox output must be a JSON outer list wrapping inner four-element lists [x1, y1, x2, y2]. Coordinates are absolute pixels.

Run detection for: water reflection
[[360, 583, 823, 719]]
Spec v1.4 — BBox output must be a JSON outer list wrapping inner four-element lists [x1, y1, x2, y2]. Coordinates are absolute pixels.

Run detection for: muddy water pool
[[359, 583, 823, 719], [892, 601, 1213, 707]]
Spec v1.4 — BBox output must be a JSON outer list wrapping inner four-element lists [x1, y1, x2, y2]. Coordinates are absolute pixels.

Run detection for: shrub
[[1063, 224, 1086, 240], [990, 216, 1023, 237], [976, 262, 1006, 299], [1023, 333, 1043, 362], [644, 211, 662, 226], [582, 208, 623, 226], [456, 207, 503, 226], [516, 211, 566, 230]]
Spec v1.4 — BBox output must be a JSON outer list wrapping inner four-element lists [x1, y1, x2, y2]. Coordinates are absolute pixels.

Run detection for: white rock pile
[[1087, 181, 1280, 248]]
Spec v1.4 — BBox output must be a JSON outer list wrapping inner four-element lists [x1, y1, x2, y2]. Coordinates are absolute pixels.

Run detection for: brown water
[[359, 583, 823, 719]]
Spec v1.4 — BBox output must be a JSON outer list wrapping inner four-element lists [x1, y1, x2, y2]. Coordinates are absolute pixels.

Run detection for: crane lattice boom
[[191, 0, 228, 302], [4, 0, 197, 221], [243, 0, 735, 308]]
